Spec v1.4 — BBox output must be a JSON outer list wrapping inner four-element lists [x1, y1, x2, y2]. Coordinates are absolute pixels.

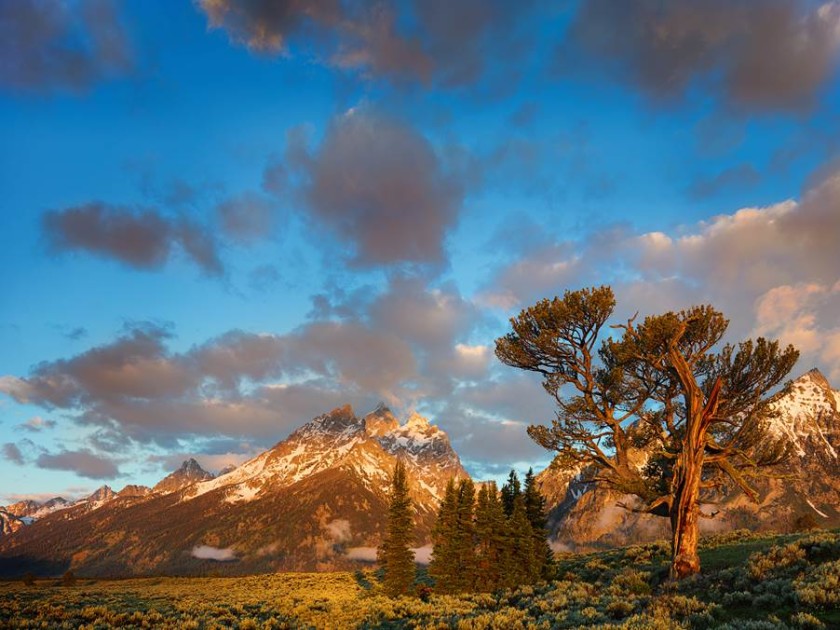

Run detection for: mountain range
[[1, 369, 838, 576], [0, 404, 466, 575]]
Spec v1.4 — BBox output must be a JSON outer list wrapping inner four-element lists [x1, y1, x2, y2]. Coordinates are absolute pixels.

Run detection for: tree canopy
[[495, 286, 799, 578]]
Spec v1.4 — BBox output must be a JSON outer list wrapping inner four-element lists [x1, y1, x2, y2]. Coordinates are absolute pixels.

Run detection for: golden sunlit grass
[[1, 529, 838, 629]]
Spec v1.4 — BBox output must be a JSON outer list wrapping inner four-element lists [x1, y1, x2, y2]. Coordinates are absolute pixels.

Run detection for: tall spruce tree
[[474, 482, 507, 592], [430, 478, 481, 593], [378, 459, 415, 597], [504, 494, 537, 588], [500, 470, 521, 517], [523, 468, 554, 579], [429, 479, 459, 593], [453, 478, 477, 592]]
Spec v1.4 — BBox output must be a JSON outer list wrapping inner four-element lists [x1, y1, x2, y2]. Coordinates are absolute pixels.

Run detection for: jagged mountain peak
[[768, 368, 838, 461], [305, 404, 362, 435], [86, 486, 115, 503], [181, 458, 207, 473], [405, 411, 431, 431], [1, 500, 40, 518], [1, 496, 70, 522], [363, 404, 399, 437], [798, 367, 832, 390], [154, 458, 214, 494]]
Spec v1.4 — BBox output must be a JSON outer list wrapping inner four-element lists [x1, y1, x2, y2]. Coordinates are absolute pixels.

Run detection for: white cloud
[[483, 166, 840, 380], [191, 545, 236, 561], [345, 546, 378, 562], [326, 518, 352, 543], [344, 545, 431, 564]]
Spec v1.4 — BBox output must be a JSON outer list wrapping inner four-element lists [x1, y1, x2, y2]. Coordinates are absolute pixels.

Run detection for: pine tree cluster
[[429, 469, 553, 594]]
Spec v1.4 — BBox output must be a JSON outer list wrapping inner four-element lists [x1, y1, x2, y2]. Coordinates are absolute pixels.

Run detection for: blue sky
[[2, 0, 840, 501]]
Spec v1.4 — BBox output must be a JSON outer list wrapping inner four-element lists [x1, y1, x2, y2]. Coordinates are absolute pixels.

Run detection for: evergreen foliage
[[474, 483, 507, 592], [428, 479, 459, 592], [431, 471, 553, 594], [505, 494, 538, 587], [523, 468, 554, 579], [378, 459, 415, 597], [453, 478, 477, 592], [500, 470, 521, 517]]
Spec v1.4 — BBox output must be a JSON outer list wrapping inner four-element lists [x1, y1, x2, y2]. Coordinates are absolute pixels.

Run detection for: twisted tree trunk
[[667, 332, 722, 580], [669, 448, 703, 579]]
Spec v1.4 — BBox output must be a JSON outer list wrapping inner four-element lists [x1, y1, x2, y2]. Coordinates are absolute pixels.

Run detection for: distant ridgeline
[[1, 369, 838, 576]]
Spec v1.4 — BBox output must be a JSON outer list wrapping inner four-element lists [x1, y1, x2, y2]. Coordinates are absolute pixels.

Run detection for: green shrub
[[790, 611, 825, 629], [748, 543, 806, 580], [794, 559, 840, 608]]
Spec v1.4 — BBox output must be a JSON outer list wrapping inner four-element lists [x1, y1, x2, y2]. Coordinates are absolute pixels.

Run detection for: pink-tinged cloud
[[0, 0, 133, 92], [42, 203, 223, 276], [483, 167, 840, 378], [293, 109, 462, 267], [564, 0, 840, 111], [196, 0, 539, 88], [36, 449, 120, 479]]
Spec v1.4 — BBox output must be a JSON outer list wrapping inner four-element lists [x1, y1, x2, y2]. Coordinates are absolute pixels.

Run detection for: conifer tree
[[429, 478, 459, 593], [378, 459, 415, 597], [523, 468, 554, 579], [453, 478, 477, 591], [500, 470, 521, 517], [505, 494, 537, 587], [474, 482, 507, 592]]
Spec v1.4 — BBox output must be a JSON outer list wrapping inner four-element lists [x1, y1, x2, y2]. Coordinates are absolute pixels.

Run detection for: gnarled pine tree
[[378, 459, 415, 596], [495, 286, 799, 579]]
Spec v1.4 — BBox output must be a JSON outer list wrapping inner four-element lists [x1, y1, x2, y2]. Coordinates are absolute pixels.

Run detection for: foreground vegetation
[[1, 528, 837, 629]]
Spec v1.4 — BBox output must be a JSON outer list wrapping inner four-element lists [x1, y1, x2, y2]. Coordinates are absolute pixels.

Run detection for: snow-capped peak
[[767, 368, 838, 459], [363, 404, 400, 437], [304, 404, 363, 437], [182, 404, 467, 512], [405, 411, 432, 432], [153, 458, 214, 494]]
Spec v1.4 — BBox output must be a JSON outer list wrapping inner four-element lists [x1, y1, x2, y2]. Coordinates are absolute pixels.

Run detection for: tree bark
[[669, 448, 703, 579]]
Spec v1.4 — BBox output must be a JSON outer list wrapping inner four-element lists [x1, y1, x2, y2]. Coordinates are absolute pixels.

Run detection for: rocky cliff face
[[0, 512, 24, 537], [0, 404, 467, 576], [538, 369, 840, 549]]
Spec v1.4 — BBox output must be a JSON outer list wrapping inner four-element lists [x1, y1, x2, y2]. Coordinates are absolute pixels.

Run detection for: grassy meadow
[[1, 528, 837, 629]]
